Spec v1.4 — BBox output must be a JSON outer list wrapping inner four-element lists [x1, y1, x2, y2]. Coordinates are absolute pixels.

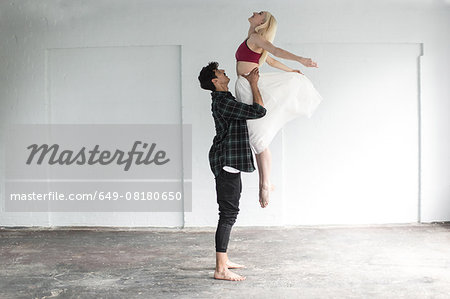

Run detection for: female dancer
[[235, 11, 323, 208]]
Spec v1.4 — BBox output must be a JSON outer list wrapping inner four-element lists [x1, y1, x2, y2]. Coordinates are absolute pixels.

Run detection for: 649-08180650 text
[[9, 191, 183, 201]]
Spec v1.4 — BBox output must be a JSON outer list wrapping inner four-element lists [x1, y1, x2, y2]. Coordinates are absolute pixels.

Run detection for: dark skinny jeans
[[214, 169, 242, 253]]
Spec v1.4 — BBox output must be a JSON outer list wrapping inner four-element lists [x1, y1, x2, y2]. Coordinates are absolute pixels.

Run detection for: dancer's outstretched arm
[[266, 56, 303, 74], [249, 33, 318, 68]]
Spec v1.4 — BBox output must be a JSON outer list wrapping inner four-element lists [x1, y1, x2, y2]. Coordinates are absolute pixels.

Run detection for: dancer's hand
[[291, 69, 304, 75], [242, 67, 259, 85], [300, 57, 318, 68]]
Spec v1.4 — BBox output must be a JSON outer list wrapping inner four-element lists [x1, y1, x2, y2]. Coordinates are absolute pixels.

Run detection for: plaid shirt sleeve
[[208, 91, 266, 178], [216, 96, 266, 120]]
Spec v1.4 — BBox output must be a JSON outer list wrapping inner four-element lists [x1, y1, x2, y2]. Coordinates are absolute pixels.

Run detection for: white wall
[[0, 0, 448, 227]]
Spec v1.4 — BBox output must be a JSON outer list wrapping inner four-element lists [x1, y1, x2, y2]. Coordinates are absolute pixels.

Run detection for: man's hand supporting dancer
[[242, 67, 264, 107]]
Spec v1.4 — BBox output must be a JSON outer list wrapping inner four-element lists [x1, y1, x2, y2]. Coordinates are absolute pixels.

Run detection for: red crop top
[[235, 38, 262, 63]]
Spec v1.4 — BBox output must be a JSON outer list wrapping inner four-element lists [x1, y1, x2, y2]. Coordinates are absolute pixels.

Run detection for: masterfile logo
[[4, 124, 192, 212], [25, 141, 171, 171]]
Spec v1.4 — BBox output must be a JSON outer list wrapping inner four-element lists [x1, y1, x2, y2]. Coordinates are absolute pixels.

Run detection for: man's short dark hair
[[198, 61, 219, 92]]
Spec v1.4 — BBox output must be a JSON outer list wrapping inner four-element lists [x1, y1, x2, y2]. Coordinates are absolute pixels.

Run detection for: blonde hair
[[255, 11, 277, 66]]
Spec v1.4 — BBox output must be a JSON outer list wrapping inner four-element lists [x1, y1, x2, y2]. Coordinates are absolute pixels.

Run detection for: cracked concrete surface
[[0, 224, 449, 298]]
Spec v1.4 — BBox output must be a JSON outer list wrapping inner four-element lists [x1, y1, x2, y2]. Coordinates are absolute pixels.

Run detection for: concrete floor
[[0, 224, 449, 299]]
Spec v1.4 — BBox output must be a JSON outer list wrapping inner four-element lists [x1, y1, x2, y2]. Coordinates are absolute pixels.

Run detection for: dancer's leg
[[255, 147, 274, 208]]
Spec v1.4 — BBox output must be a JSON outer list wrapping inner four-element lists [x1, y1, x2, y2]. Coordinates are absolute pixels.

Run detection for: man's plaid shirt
[[209, 90, 267, 178]]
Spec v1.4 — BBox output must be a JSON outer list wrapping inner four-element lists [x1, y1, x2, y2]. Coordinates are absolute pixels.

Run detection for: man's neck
[[214, 84, 229, 92]]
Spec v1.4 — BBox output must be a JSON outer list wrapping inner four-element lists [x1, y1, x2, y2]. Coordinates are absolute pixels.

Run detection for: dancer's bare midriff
[[236, 61, 260, 77]]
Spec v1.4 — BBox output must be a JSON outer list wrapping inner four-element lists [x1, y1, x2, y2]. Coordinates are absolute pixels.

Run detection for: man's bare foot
[[214, 268, 246, 281], [226, 260, 246, 269]]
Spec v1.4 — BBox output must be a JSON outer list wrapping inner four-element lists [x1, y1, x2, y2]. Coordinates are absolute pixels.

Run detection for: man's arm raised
[[215, 67, 266, 121], [242, 67, 264, 107]]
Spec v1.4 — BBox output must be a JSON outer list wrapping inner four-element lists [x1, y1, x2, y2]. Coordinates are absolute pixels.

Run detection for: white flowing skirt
[[235, 72, 323, 154]]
